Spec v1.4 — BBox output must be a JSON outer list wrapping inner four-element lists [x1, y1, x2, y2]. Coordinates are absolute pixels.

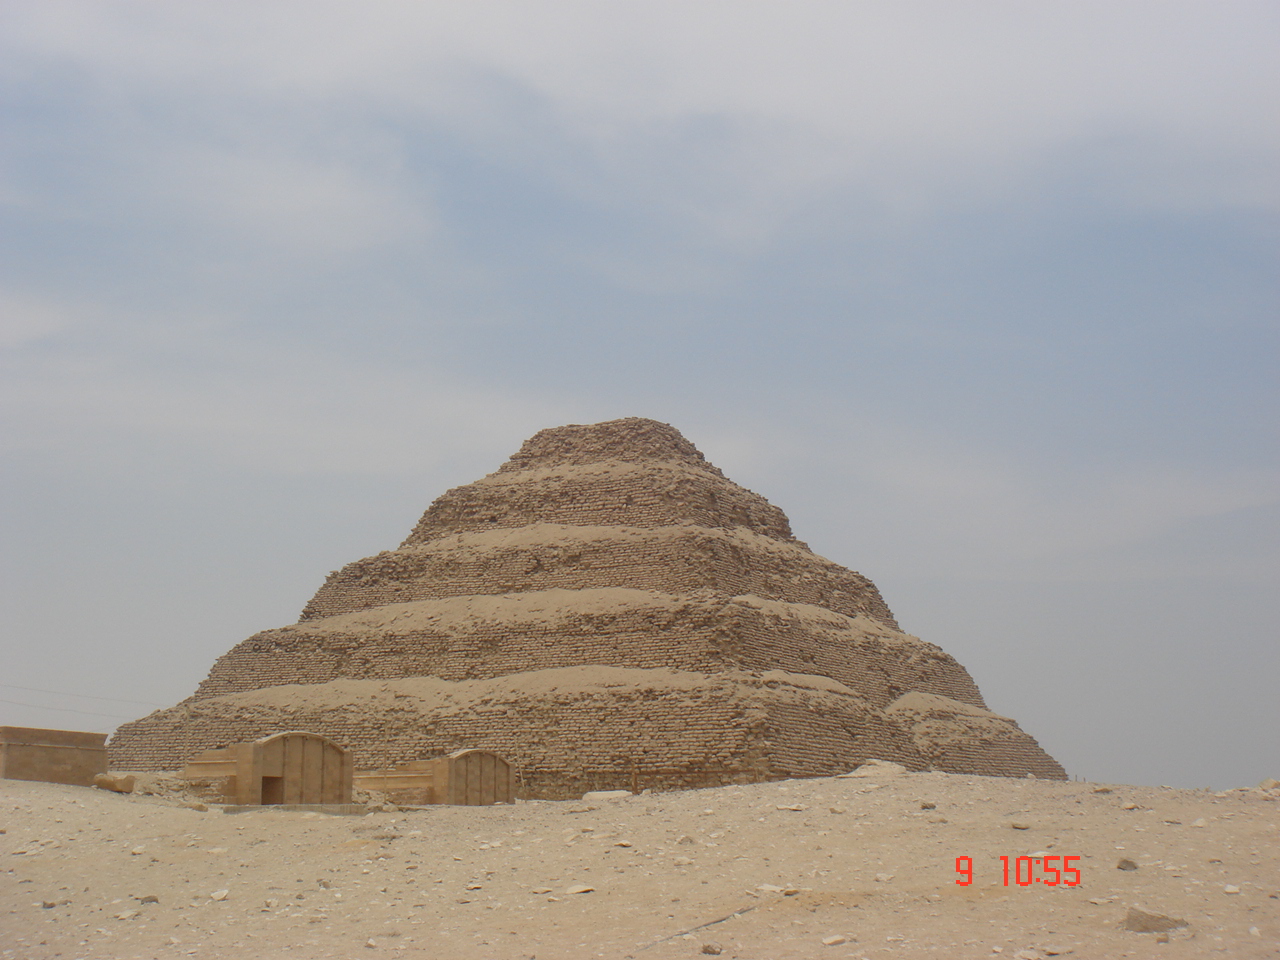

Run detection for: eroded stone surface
[[109, 417, 1064, 792]]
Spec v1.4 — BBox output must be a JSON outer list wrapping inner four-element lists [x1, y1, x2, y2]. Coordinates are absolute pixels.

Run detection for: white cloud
[[8, 1, 1277, 226], [0, 306, 564, 477]]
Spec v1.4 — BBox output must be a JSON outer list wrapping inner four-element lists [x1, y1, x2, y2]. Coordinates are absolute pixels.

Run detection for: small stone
[[673, 856, 694, 866], [783, 887, 800, 896], [1251, 927, 1262, 937], [776, 803, 807, 811], [1121, 802, 1139, 810], [874, 873, 894, 882], [1092, 786, 1112, 794], [210, 889, 229, 901], [115, 909, 139, 920], [137, 895, 159, 904], [530, 887, 552, 894], [920, 802, 936, 810], [180, 801, 208, 812], [93, 773, 136, 794], [1223, 885, 1240, 894], [821, 935, 848, 946], [1013, 951, 1042, 960], [365, 938, 376, 948], [130, 846, 146, 856], [564, 884, 594, 894], [1117, 859, 1139, 871], [701, 943, 723, 955], [757, 884, 784, 892], [614, 840, 632, 847], [465, 883, 482, 890], [1040, 946, 1073, 956], [829, 806, 846, 814], [1120, 906, 1188, 933], [1010, 822, 1031, 830], [1191, 818, 1207, 827], [41, 901, 56, 909], [1259, 778, 1279, 791], [317, 879, 331, 889]]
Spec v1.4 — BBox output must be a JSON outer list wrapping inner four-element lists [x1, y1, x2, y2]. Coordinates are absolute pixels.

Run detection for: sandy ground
[[3, 768, 1278, 960]]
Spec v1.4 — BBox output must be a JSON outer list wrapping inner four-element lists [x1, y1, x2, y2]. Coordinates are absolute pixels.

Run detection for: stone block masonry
[[110, 417, 1066, 791]]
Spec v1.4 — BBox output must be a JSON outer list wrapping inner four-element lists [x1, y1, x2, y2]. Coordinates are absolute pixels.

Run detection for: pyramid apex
[[498, 417, 722, 475]]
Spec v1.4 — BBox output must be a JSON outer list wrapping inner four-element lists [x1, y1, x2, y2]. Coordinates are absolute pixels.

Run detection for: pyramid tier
[[302, 523, 899, 629], [497, 417, 724, 474], [196, 588, 979, 707], [403, 459, 794, 544], [108, 666, 1067, 792]]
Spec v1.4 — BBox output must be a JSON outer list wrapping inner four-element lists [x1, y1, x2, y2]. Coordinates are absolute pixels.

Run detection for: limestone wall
[[404, 462, 795, 545], [195, 591, 978, 709], [109, 668, 1064, 793], [300, 525, 899, 629]]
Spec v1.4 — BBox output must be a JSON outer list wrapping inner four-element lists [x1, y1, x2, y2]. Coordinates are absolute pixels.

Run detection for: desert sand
[[4, 766, 1277, 960]]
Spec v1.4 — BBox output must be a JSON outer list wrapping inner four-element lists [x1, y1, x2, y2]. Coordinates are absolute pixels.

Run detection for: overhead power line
[[0, 683, 166, 708], [0, 697, 140, 722]]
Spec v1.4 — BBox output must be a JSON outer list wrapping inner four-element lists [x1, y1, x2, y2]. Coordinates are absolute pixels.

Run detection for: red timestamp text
[[954, 855, 1082, 887]]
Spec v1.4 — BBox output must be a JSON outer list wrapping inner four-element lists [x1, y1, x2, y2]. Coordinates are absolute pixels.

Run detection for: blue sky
[[2, 1, 1276, 789]]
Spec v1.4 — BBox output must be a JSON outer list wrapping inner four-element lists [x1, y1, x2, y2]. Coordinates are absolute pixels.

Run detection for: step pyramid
[[109, 418, 1066, 794]]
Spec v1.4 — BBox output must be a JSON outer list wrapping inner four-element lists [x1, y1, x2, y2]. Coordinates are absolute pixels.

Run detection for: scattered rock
[[1223, 885, 1241, 894], [701, 943, 723, 955], [821, 935, 848, 946], [93, 773, 136, 794], [829, 806, 846, 814], [530, 887, 552, 894], [1009, 822, 1031, 830], [210, 889, 229, 901], [1121, 802, 1139, 810], [920, 801, 936, 810], [582, 790, 632, 802], [40, 900, 56, 909], [840, 759, 907, 778], [1117, 859, 1139, 871], [776, 803, 807, 811], [115, 909, 139, 921], [1040, 946, 1073, 956], [564, 884, 594, 894], [365, 938, 376, 948], [1092, 786, 1113, 794], [1013, 951, 1043, 960], [137, 895, 159, 904], [783, 887, 800, 896], [1120, 907, 1188, 933], [130, 846, 146, 856], [180, 801, 208, 812], [1259, 778, 1279, 791]]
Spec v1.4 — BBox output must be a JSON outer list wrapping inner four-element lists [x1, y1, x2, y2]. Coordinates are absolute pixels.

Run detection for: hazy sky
[[2, 2, 1276, 790]]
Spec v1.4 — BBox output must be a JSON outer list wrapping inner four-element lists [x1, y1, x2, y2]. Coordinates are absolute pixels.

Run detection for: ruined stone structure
[[110, 417, 1065, 795], [181, 731, 353, 806], [0, 726, 108, 787], [356, 749, 516, 806]]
